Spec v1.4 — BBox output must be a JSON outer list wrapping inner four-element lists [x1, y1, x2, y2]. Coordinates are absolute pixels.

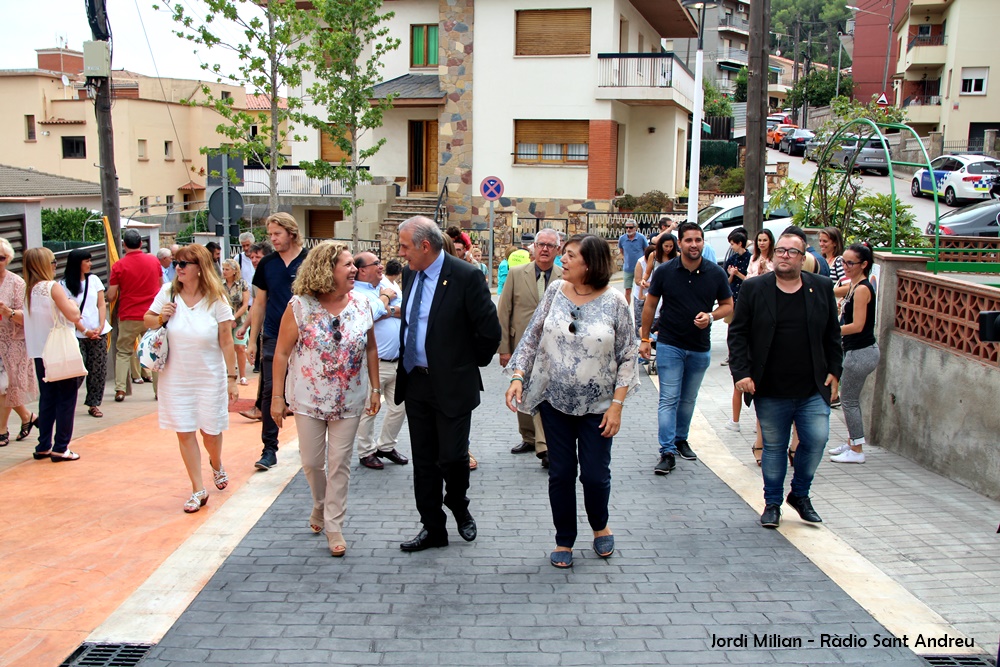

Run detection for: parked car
[[911, 154, 1000, 207], [768, 112, 793, 124], [829, 135, 890, 175], [924, 199, 1000, 237], [779, 129, 816, 157], [804, 133, 831, 162], [767, 124, 798, 149], [696, 196, 794, 262]]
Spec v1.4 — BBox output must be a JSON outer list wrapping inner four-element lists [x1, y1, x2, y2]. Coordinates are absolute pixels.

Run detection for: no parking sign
[[480, 176, 504, 201]]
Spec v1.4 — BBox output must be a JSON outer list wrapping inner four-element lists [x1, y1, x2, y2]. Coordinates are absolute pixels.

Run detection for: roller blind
[[515, 9, 591, 56], [321, 130, 351, 163], [515, 120, 589, 145]]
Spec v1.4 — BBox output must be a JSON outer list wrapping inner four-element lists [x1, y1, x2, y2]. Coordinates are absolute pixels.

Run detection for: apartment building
[[292, 0, 698, 226], [893, 0, 1000, 145], [672, 0, 749, 97], [767, 55, 834, 111], [849, 0, 908, 103], [0, 47, 245, 211]]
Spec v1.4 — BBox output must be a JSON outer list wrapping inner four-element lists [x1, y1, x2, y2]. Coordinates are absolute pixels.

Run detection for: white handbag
[[41, 283, 88, 382]]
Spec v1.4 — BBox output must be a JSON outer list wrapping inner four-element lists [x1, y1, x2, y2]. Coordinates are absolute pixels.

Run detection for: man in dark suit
[[727, 227, 843, 529], [395, 216, 501, 552]]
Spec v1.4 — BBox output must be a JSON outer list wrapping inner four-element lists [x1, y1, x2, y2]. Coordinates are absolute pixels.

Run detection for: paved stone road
[[142, 358, 927, 666]]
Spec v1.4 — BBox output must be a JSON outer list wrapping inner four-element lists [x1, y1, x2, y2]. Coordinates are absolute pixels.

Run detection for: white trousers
[[296, 414, 361, 536], [355, 359, 407, 458]]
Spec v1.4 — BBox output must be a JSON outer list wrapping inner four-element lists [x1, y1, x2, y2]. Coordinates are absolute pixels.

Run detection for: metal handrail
[[907, 34, 946, 51], [434, 176, 449, 226]]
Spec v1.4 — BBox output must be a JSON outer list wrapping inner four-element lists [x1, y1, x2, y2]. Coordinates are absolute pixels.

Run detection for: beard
[[774, 263, 801, 281]]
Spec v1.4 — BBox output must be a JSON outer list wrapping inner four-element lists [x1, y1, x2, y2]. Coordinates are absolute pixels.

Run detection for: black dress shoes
[[539, 452, 549, 468], [376, 449, 409, 465], [400, 529, 449, 552], [454, 511, 477, 542], [760, 504, 781, 528], [511, 441, 535, 454], [786, 493, 823, 523]]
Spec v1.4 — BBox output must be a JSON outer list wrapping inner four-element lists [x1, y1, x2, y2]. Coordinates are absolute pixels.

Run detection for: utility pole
[[744, 0, 770, 238], [802, 32, 812, 128], [84, 0, 121, 251], [791, 20, 800, 123]]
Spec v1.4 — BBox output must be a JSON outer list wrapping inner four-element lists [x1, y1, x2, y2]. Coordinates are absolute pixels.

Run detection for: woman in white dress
[[145, 244, 238, 513]]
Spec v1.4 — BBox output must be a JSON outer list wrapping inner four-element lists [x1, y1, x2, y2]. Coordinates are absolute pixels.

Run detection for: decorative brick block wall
[[588, 120, 618, 200], [439, 0, 474, 221]]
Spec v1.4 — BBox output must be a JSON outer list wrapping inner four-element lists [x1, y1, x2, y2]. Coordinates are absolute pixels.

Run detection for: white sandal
[[212, 465, 229, 490], [184, 490, 209, 513], [238, 377, 249, 386]]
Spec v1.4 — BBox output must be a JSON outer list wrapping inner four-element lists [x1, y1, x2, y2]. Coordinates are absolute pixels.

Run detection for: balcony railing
[[236, 168, 354, 196], [715, 79, 736, 94], [597, 53, 679, 88], [907, 34, 946, 51], [903, 94, 942, 106], [717, 48, 749, 65], [718, 14, 750, 31]]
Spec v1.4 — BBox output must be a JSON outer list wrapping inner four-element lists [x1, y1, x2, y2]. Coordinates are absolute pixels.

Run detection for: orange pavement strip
[[0, 390, 298, 667]]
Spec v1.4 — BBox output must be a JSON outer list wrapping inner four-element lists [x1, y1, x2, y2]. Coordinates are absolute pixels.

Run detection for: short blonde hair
[[221, 258, 242, 281], [0, 238, 14, 261], [264, 212, 300, 242], [292, 241, 351, 297]]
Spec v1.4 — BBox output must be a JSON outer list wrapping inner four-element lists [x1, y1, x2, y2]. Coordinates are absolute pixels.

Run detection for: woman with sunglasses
[[0, 238, 39, 447], [829, 242, 878, 465], [145, 244, 239, 513], [504, 234, 639, 568], [270, 241, 380, 557]]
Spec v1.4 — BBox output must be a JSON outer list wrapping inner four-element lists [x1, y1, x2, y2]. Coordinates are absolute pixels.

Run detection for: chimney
[[36, 47, 84, 75]]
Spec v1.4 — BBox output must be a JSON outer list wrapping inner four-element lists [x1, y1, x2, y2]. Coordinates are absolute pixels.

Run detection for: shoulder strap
[[80, 275, 90, 307]]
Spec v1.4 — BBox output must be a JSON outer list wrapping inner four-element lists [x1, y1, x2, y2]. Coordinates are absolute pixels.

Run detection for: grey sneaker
[[675, 440, 697, 461], [654, 453, 676, 475]]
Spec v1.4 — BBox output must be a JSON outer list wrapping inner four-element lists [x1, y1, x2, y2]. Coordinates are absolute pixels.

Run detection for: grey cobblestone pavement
[[142, 356, 928, 666]]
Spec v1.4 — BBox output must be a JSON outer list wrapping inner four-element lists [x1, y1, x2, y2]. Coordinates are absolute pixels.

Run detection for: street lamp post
[[682, 0, 718, 225]]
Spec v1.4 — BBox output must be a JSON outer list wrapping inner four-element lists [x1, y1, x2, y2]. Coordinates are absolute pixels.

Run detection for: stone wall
[[439, 0, 474, 220]]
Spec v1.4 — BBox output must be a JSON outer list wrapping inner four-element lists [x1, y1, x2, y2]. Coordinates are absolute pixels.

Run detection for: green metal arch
[[805, 118, 940, 260]]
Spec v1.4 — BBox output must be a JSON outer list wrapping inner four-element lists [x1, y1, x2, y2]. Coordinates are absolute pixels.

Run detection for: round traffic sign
[[208, 186, 245, 223], [480, 176, 504, 201]]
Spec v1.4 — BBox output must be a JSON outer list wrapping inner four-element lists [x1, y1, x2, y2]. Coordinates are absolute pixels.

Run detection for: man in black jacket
[[395, 217, 501, 551], [727, 227, 843, 529]]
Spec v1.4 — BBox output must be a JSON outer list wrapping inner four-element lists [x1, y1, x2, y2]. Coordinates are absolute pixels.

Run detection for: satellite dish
[[61, 74, 70, 87]]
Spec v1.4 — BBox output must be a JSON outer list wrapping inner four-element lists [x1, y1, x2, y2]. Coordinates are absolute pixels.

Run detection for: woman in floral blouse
[[505, 234, 639, 569], [270, 241, 380, 557]]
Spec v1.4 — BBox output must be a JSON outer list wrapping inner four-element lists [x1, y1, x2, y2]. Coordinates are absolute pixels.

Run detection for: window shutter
[[321, 131, 351, 163], [515, 120, 589, 145], [515, 9, 591, 56]]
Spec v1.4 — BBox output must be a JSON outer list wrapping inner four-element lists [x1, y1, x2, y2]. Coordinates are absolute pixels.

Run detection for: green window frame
[[411, 24, 439, 68]]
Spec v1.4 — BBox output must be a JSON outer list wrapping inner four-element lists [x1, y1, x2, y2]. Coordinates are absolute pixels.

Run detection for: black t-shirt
[[842, 279, 877, 351], [757, 286, 816, 399], [646, 256, 732, 352], [252, 248, 308, 339]]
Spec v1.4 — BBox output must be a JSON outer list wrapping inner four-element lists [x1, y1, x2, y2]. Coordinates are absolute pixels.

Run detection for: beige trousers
[[355, 359, 407, 458], [296, 414, 361, 536], [516, 410, 548, 455], [115, 319, 158, 393]]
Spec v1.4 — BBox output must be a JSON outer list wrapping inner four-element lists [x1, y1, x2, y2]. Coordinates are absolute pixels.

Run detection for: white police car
[[911, 154, 1000, 207]]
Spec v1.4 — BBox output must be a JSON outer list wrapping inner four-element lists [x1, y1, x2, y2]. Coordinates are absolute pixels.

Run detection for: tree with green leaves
[[734, 67, 748, 103], [770, 0, 853, 68], [787, 69, 853, 109], [703, 78, 733, 118], [155, 0, 315, 215], [41, 208, 104, 243], [298, 0, 400, 247]]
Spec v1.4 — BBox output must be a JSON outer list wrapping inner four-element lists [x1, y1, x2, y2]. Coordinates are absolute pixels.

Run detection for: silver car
[[830, 135, 890, 176]]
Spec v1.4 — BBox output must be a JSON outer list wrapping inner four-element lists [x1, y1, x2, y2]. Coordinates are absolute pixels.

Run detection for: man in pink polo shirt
[[106, 229, 164, 402]]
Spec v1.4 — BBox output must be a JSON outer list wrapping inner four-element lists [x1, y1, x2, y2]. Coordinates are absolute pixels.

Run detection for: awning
[[178, 181, 205, 191]]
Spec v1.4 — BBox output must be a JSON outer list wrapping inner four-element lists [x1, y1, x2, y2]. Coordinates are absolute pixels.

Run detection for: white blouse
[[507, 280, 640, 416]]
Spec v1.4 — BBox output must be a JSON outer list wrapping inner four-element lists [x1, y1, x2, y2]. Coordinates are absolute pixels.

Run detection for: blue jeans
[[754, 393, 830, 506], [656, 343, 711, 456]]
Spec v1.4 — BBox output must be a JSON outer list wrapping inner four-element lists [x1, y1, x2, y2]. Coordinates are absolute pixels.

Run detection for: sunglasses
[[568, 306, 582, 334], [172, 260, 196, 269], [329, 316, 342, 342]]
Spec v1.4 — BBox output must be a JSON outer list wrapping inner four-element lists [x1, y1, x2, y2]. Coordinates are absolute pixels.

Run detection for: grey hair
[[399, 216, 444, 252], [239, 232, 255, 243], [0, 238, 14, 261], [536, 228, 560, 245], [156, 247, 172, 260]]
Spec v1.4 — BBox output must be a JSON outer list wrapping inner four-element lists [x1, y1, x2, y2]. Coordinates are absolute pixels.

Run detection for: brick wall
[[588, 120, 618, 200]]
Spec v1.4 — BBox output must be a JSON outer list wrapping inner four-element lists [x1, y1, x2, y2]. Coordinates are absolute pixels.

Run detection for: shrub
[[719, 168, 745, 194], [41, 207, 103, 242], [615, 193, 639, 210], [635, 190, 672, 213]]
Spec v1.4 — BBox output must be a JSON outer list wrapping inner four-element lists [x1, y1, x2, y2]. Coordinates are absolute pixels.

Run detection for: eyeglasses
[[50, 260, 58, 267], [358, 261, 381, 269], [172, 260, 195, 269], [0, 256, 8, 262], [568, 306, 582, 334], [773, 248, 805, 257], [842, 259, 862, 267], [329, 316, 342, 343], [535, 242, 558, 250]]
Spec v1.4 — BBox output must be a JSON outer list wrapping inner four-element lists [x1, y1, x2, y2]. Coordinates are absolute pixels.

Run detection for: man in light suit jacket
[[497, 228, 563, 468], [395, 217, 502, 552]]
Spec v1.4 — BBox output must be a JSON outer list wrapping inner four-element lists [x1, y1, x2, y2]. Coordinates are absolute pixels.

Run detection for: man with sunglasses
[[352, 251, 409, 471], [497, 228, 562, 468], [107, 229, 164, 403], [639, 222, 733, 476], [727, 226, 842, 529]]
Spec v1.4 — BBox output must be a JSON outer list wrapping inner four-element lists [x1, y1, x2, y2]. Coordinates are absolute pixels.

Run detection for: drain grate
[[923, 656, 996, 667], [60, 642, 153, 667]]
